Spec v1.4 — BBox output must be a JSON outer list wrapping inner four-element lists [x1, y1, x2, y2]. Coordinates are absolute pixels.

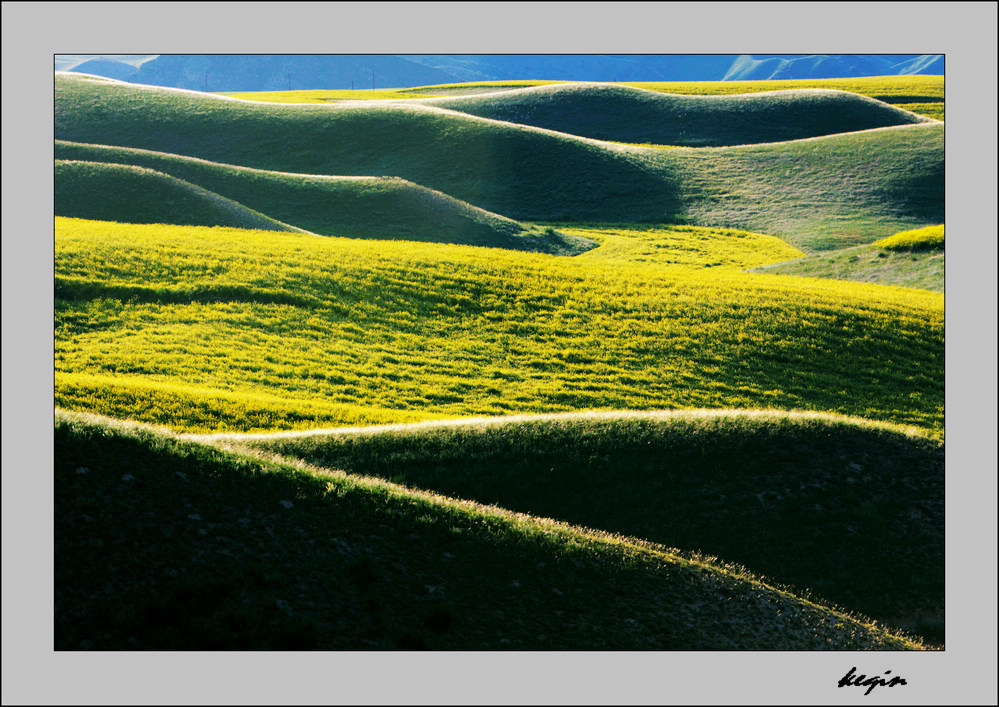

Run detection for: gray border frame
[[5, 1, 997, 704]]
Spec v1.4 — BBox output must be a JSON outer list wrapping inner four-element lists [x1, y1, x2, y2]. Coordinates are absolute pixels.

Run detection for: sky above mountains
[[55, 54, 944, 92]]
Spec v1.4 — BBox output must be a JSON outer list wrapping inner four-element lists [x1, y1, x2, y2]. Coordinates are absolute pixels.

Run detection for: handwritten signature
[[838, 667, 908, 695]]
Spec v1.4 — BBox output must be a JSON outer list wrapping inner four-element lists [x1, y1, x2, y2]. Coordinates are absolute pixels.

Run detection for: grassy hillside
[[227, 409, 944, 642], [54, 141, 590, 254], [55, 218, 944, 435], [54, 410, 931, 650], [55, 160, 309, 233], [413, 83, 932, 146], [652, 123, 944, 250], [55, 73, 943, 249]]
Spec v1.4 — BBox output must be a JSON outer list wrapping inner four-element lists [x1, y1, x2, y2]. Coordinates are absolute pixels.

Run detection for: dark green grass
[[417, 83, 932, 146], [54, 411, 929, 650], [55, 160, 306, 232], [55, 141, 593, 255], [239, 411, 944, 643], [753, 243, 944, 292], [54, 73, 943, 250]]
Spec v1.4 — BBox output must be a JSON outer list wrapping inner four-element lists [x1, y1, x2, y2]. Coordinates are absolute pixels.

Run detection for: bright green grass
[[563, 223, 806, 269], [753, 242, 944, 293], [54, 141, 592, 255], [54, 73, 943, 250], [876, 224, 945, 251], [54, 411, 931, 650], [230, 409, 943, 642], [55, 159, 309, 233], [222, 88, 426, 102], [55, 218, 944, 435]]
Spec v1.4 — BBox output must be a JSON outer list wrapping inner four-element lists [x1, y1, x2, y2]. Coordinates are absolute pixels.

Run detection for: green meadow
[[55, 218, 943, 434], [53, 71, 945, 650]]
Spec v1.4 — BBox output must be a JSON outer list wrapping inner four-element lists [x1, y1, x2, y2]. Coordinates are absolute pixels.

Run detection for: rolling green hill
[[223, 409, 944, 642], [54, 142, 591, 254], [55, 160, 309, 233], [55, 73, 943, 250], [414, 83, 933, 146], [55, 410, 931, 650]]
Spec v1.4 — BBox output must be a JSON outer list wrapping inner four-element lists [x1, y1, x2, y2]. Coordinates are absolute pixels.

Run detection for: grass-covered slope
[[753, 243, 944, 292], [55, 218, 945, 435], [55, 73, 943, 248], [54, 411, 930, 650], [415, 83, 933, 146], [54, 141, 591, 254], [227, 409, 944, 643], [653, 123, 944, 250], [55, 160, 309, 233]]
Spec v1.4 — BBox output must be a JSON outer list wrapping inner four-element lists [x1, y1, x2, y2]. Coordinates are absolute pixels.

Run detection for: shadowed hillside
[[55, 143, 592, 254], [231, 410, 944, 642], [416, 83, 933, 146], [55, 411, 932, 650], [55, 160, 308, 232]]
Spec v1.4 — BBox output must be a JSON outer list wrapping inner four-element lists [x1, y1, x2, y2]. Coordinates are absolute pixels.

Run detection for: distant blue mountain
[[58, 54, 944, 91], [67, 57, 141, 82], [722, 54, 944, 80]]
